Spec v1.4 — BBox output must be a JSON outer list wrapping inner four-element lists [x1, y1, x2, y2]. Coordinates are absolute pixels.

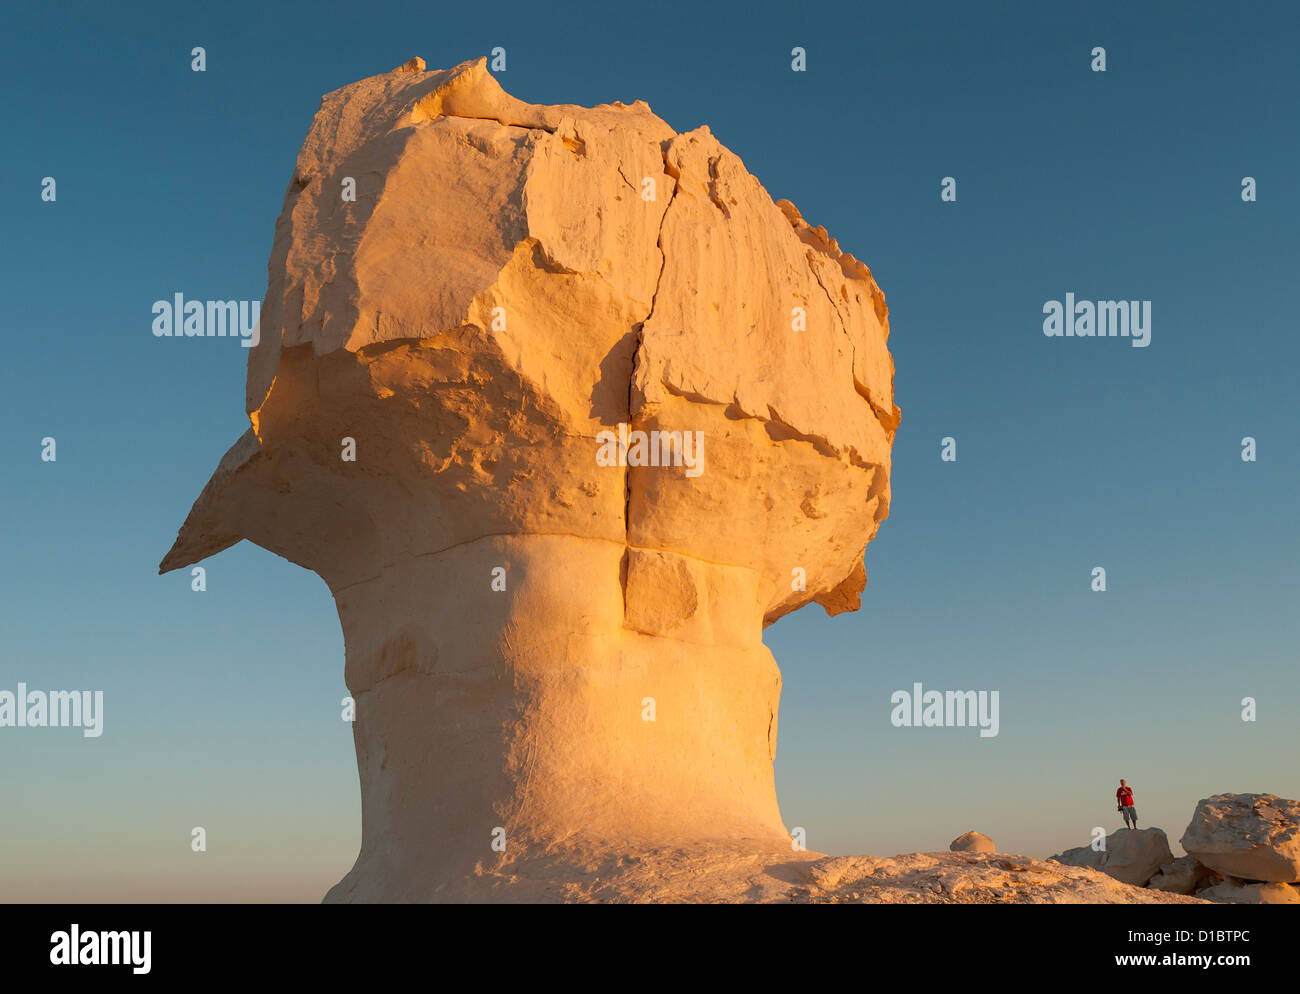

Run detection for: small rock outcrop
[[949, 831, 996, 853], [1049, 828, 1174, 887]]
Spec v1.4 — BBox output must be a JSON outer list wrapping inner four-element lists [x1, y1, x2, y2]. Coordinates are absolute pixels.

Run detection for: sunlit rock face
[[161, 57, 899, 902], [1180, 793, 1300, 883]]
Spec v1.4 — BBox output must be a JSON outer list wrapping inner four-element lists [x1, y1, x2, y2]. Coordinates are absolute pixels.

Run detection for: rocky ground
[[794, 852, 1208, 904], [452, 843, 1205, 903], [1047, 793, 1300, 904], [445, 791, 1300, 903]]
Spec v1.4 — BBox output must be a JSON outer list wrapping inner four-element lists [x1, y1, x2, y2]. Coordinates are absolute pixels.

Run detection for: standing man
[[1116, 779, 1138, 829]]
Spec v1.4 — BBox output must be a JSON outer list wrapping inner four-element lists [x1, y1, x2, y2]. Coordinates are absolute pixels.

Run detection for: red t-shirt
[[1117, 786, 1134, 807]]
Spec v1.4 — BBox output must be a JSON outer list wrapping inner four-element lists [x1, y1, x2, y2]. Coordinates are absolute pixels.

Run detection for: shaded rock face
[[161, 58, 898, 902], [1049, 828, 1174, 887], [949, 831, 996, 853], [1147, 856, 1214, 896]]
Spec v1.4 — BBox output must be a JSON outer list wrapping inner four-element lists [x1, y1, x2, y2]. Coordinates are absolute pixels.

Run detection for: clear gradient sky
[[2, 0, 1297, 901]]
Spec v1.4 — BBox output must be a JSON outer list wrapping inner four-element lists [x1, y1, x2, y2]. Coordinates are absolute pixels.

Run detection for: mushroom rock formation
[[160, 56, 900, 902]]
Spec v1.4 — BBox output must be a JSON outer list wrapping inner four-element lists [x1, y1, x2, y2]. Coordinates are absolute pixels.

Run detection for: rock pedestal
[[161, 57, 899, 901]]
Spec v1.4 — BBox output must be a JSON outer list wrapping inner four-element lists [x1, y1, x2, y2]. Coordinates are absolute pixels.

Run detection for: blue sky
[[2, 0, 1297, 900]]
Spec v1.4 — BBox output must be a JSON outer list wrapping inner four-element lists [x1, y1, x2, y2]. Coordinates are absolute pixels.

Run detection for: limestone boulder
[[1180, 793, 1300, 882], [950, 831, 996, 853], [1049, 828, 1173, 887]]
